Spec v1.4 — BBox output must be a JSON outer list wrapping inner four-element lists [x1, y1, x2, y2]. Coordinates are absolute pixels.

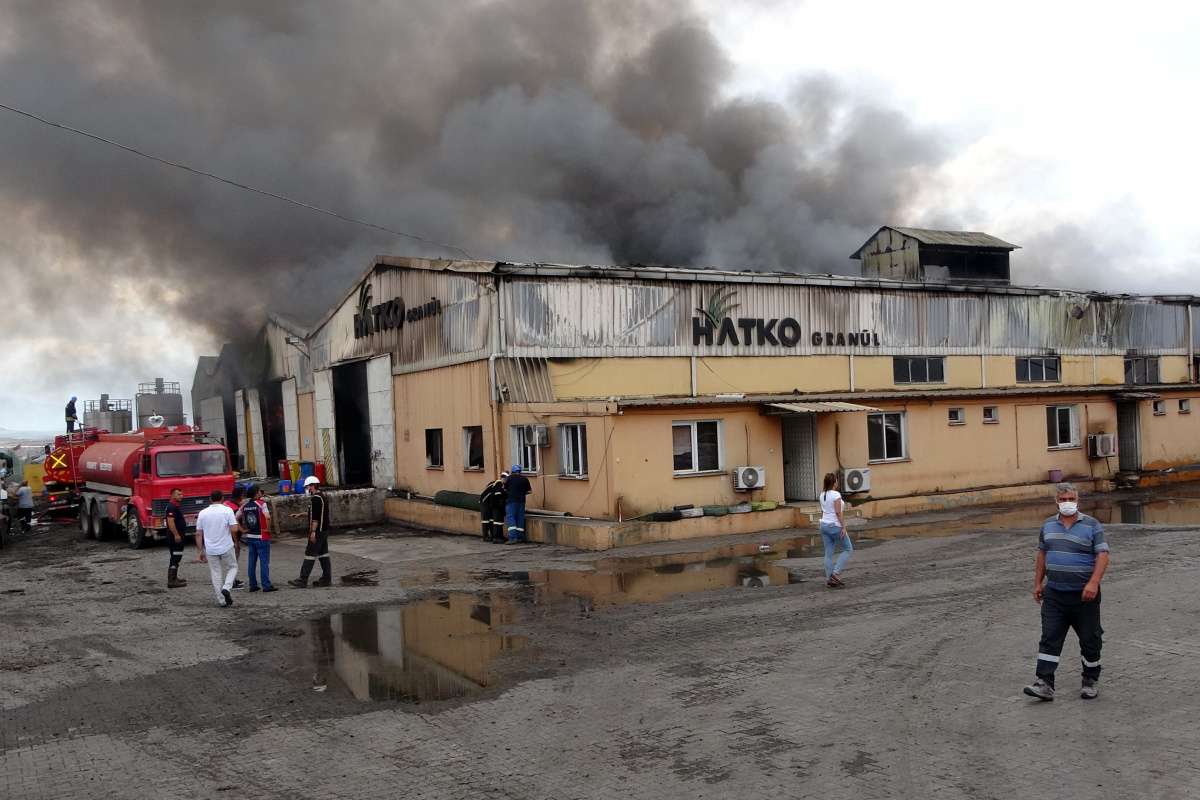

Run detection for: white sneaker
[[1080, 680, 1099, 700]]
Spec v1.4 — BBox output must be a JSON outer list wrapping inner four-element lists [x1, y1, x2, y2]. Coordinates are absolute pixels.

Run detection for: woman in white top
[[819, 472, 853, 587]]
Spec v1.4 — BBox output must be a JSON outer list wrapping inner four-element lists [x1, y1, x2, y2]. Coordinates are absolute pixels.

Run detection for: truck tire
[[125, 508, 147, 549], [80, 501, 95, 540], [91, 501, 108, 542]]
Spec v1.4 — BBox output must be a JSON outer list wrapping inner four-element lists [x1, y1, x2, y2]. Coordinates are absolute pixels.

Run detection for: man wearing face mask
[[1023, 483, 1109, 702]]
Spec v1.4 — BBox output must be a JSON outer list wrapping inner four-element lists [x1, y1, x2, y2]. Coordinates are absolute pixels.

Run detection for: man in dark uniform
[[290, 476, 332, 588], [479, 472, 508, 542], [65, 396, 78, 433], [504, 465, 532, 544], [165, 487, 188, 588]]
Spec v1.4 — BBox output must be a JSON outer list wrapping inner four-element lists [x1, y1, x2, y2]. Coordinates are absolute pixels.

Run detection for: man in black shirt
[[504, 465, 532, 544], [290, 476, 332, 588], [165, 488, 188, 588], [65, 396, 78, 433]]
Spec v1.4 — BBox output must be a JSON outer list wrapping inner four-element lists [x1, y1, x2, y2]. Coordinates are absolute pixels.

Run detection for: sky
[[1, 0, 1197, 432]]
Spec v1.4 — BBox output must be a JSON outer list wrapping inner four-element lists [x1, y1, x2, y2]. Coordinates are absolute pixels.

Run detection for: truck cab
[[126, 444, 234, 547]]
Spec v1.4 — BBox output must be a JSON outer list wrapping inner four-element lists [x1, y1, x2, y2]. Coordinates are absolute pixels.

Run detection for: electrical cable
[[0, 100, 472, 259]]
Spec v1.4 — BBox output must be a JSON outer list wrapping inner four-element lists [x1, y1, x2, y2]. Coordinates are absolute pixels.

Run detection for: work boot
[[1080, 679, 1099, 700], [167, 568, 187, 589], [288, 578, 308, 588], [312, 576, 332, 588], [1023, 678, 1055, 701]]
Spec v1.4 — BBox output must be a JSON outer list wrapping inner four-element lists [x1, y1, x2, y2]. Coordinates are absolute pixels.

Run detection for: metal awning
[[764, 401, 882, 414], [1114, 392, 1161, 401]]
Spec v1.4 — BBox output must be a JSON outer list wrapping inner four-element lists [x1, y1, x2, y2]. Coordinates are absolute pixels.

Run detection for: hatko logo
[[691, 285, 880, 348], [352, 278, 443, 339], [696, 286, 740, 328], [356, 281, 373, 323]]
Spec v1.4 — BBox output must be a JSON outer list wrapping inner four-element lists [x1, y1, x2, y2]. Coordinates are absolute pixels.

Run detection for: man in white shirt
[[195, 489, 241, 607]]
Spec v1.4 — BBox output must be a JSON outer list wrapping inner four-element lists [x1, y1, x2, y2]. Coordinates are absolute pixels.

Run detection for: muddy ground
[[2, 490, 1199, 799]]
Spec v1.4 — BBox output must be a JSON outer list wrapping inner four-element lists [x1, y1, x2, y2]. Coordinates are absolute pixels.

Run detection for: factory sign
[[692, 287, 881, 348], [353, 280, 443, 339]]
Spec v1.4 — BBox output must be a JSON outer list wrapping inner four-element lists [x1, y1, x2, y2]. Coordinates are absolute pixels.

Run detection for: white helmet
[[304, 476, 321, 487]]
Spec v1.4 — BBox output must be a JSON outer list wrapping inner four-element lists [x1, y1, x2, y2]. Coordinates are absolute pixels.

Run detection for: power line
[[0, 100, 473, 259]]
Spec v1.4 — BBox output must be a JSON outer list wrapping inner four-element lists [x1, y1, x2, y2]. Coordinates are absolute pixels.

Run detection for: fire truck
[[63, 425, 234, 548]]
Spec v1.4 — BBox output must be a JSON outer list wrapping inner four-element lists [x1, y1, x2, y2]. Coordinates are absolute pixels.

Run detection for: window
[[948, 407, 965, 426], [1046, 406, 1080, 449], [1016, 356, 1061, 383], [1181, 399, 1192, 414], [510, 425, 540, 473], [1124, 356, 1160, 385], [983, 406, 999, 424], [425, 428, 444, 468], [462, 426, 484, 470], [1153, 400, 1167, 416], [893, 356, 945, 384], [559, 423, 588, 478], [156, 450, 229, 477], [867, 412, 907, 462], [672, 420, 722, 474]]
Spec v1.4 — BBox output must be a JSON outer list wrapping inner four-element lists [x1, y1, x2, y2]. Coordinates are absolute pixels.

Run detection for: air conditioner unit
[[733, 465, 766, 490], [841, 467, 871, 494], [521, 424, 549, 447], [1087, 433, 1118, 459]]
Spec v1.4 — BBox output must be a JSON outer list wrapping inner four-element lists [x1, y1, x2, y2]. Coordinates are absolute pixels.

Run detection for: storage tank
[[77, 437, 146, 488], [136, 378, 185, 428], [83, 395, 134, 434]]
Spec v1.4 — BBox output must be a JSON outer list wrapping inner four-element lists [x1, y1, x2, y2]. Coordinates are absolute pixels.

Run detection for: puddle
[[340, 569, 380, 587], [306, 594, 526, 703]]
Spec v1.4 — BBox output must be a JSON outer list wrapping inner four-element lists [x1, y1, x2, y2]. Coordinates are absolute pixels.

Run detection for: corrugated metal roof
[[850, 226, 1020, 259], [765, 401, 882, 414]]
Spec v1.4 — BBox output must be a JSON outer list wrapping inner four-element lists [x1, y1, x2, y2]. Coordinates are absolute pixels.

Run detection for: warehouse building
[[196, 232, 1200, 533]]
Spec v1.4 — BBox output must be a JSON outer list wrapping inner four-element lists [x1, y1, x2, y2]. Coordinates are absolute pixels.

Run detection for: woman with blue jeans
[[819, 472, 852, 588]]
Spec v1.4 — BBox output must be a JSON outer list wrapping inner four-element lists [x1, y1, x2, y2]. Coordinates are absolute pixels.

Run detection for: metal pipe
[[690, 356, 697, 397], [1189, 305, 1195, 382], [849, 354, 856, 392]]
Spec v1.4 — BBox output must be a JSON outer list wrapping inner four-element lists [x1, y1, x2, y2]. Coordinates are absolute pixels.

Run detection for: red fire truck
[[65, 426, 235, 548]]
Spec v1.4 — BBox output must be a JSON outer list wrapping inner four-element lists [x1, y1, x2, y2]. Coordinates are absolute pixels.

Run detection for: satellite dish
[[147, 415, 166, 428]]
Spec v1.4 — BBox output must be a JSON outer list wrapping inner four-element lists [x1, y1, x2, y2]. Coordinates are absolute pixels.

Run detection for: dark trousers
[[1036, 587, 1103, 686], [481, 503, 506, 540], [167, 535, 184, 568], [299, 533, 331, 581], [66, 420, 75, 433], [18, 509, 32, 531]]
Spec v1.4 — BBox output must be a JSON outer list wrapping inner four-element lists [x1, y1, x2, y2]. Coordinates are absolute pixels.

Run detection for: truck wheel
[[91, 501, 108, 542], [125, 509, 147, 549], [80, 501, 95, 540]]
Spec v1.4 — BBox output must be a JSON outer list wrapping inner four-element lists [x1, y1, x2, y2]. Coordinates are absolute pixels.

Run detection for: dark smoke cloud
[[0, 0, 952, 426]]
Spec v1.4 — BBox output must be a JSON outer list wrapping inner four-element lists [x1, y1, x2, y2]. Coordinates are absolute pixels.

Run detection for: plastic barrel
[[279, 479, 292, 495], [277, 459, 289, 481], [289, 461, 301, 485], [314, 462, 327, 484]]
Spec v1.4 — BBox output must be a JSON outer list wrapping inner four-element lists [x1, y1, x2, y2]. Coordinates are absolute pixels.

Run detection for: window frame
[[1124, 356, 1161, 386], [1153, 400, 1167, 416], [982, 406, 999, 424], [559, 423, 589, 479], [893, 356, 946, 385], [1180, 399, 1192, 414], [948, 407, 966, 426], [424, 428, 444, 469], [510, 425, 540, 474], [867, 411, 908, 463], [1045, 405, 1080, 450], [462, 425, 484, 471], [671, 419, 724, 476], [1016, 356, 1061, 384]]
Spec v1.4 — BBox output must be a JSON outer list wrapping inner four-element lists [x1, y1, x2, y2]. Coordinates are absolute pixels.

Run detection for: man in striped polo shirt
[[1024, 482, 1110, 701]]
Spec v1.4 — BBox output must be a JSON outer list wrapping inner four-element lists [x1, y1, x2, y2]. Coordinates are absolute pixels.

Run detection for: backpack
[[240, 500, 262, 536]]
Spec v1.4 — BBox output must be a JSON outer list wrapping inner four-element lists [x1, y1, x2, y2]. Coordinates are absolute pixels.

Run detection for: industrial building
[[194, 231, 1200, 539]]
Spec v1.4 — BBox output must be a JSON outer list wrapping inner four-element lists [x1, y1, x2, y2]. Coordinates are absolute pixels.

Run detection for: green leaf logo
[[696, 286, 740, 326]]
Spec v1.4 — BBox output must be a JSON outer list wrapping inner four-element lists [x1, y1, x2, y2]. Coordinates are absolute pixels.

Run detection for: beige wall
[[549, 357, 690, 399], [854, 355, 983, 391], [394, 361, 496, 497], [696, 356, 849, 394], [817, 396, 1119, 499], [608, 406, 783, 518], [1161, 355, 1190, 383], [1138, 391, 1200, 469], [297, 391, 316, 462]]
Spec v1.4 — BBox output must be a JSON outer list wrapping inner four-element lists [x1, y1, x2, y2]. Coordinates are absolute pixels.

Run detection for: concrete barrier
[[267, 489, 385, 535]]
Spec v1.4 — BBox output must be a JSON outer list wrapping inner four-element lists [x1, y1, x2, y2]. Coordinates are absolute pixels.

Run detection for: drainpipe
[[690, 356, 698, 397], [979, 354, 987, 389], [488, 354, 502, 476], [1189, 306, 1195, 383], [848, 354, 856, 392]]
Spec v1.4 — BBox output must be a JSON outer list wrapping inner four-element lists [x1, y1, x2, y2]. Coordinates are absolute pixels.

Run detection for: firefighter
[[65, 396, 78, 433], [289, 475, 332, 588], [165, 487, 188, 588], [479, 472, 508, 543]]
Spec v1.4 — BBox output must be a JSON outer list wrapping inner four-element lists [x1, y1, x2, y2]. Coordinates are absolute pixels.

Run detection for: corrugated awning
[[765, 401, 881, 414], [1114, 392, 1161, 401]]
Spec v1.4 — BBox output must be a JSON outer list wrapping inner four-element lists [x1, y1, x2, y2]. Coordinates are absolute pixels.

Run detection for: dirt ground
[[2, 494, 1199, 799]]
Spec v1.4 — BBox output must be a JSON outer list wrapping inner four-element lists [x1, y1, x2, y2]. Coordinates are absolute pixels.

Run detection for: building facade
[[198, 254, 1200, 519]]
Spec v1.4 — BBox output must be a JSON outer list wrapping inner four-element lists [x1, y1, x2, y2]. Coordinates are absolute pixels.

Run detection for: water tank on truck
[[77, 426, 234, 549]]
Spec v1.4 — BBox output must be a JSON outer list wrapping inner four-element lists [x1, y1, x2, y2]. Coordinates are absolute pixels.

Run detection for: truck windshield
[[156, 450, 229, 477]]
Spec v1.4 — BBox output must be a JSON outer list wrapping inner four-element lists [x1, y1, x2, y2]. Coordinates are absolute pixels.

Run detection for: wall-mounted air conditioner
[[841, 467, 871, 494], [733, 466, 766, 490], [1088, 433, 1118, 459], [522, 424, 550, 448]]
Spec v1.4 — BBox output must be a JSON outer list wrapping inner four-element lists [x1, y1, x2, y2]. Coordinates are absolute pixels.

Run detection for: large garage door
[[282, 378, 300, 462], [367, 355, 396, 489], [314, 369, 339, 485], [234, 389, 247, 473], [247, 388, 267, 477]]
